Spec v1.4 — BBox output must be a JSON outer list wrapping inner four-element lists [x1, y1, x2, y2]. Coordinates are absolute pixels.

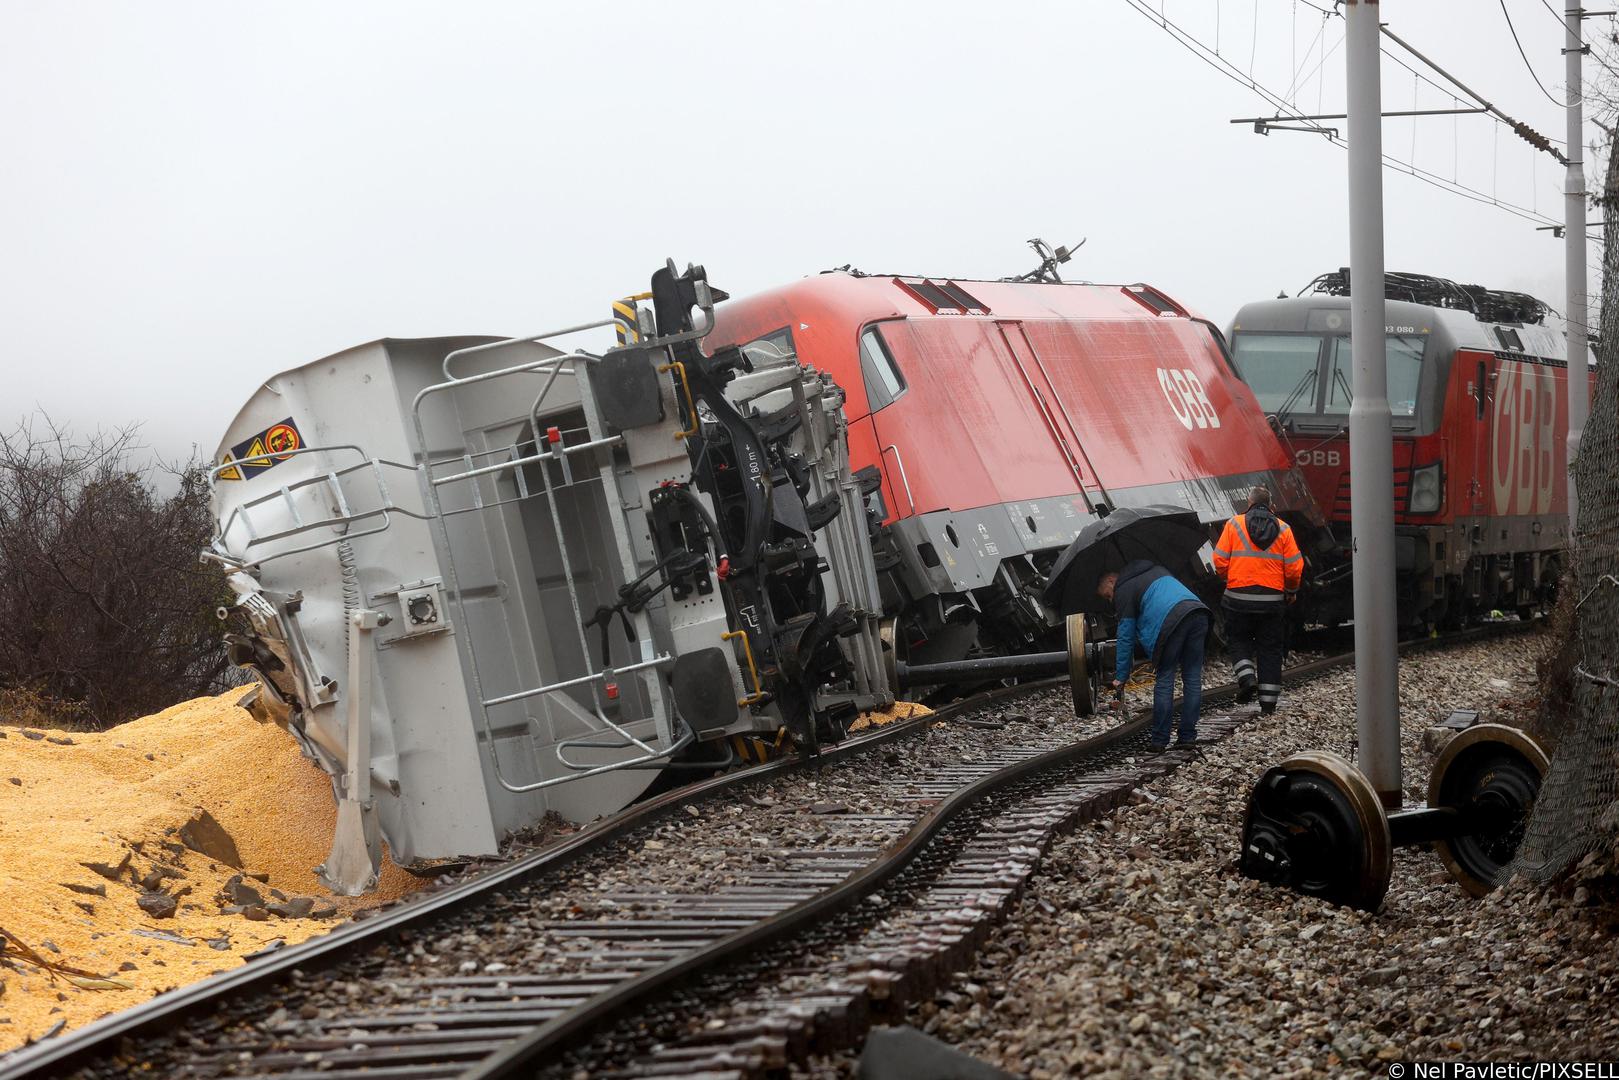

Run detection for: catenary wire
[[1121, 0, 1564, 228], [1500, 0, 1571, 105]]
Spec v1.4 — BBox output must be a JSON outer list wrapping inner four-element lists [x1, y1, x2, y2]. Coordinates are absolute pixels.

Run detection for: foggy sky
[[1, 1, 1599, 467]]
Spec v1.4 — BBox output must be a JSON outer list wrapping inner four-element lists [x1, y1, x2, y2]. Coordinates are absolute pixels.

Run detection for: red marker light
[[605, 682, 620, 700], [546, 426, 562, 444]]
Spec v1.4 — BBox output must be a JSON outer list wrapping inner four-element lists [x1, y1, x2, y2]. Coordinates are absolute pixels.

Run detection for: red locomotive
[[710, 269, 1328, 664], [1228, 271, 1593, 629]]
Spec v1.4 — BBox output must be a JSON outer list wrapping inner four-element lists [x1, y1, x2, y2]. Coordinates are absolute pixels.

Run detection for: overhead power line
[[1120, 0, 1564, 229], [1283, 9, 1337, 102], [1499, 0, 1568, 106], [1375, 40, 1566, 147], [1377, 24, 1568, 163]]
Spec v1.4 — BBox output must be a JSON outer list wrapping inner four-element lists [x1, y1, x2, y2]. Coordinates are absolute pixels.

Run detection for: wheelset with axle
[[1239, 721, 1551, 911]]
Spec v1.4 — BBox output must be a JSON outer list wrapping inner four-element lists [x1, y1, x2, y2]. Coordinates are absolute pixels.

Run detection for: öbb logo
[[1157, 368, 1221, 430], [1491, 363, 1557, 515]]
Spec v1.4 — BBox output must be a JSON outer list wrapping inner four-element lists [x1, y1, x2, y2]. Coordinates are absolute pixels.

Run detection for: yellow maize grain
[[0, 688, 424, 1050]]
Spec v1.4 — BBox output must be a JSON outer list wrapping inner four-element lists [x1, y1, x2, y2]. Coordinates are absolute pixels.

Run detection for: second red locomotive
[[1228, 270, 1591, 629]]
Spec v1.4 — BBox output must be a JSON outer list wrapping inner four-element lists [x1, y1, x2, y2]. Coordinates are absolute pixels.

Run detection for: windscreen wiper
[[1274, 367, 1319, 419], [1332, 366, 1354, 407]]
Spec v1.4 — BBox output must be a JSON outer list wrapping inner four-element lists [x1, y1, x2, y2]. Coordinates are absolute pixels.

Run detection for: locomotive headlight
[[1408, 462, 1443, 514]]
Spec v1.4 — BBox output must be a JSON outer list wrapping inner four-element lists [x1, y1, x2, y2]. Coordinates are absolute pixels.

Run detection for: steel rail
[[0, 621, 1532, 1079], [468, 620, 1533, 1078]]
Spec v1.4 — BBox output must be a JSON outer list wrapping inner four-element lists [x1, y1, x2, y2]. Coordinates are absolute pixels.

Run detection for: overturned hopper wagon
[[207, 262, 892, 894]]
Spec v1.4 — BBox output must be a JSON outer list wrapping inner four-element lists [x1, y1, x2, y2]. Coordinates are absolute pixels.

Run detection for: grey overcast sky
[[1, 1, 1602, 467]]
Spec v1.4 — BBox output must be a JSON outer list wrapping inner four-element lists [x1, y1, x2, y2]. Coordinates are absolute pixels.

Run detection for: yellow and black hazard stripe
[[730, 727, 790, 765], [612, 300, 639, 345], [612, 292, 653, 345]]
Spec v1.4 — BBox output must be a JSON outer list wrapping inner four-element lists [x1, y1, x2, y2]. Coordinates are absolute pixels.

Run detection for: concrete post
[[1345, 0, 1403, 808], [1565, 4, 1589, 533]]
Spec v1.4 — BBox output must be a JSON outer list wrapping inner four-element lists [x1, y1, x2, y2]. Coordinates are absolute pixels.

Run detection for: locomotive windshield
[[1229, 334, 1322, 414], [1231, 332, 1426, 423], [1323, 335, 1425, 417], [740, 326, 799, 369]]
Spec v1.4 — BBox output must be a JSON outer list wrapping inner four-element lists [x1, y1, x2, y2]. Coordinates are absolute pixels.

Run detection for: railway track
[[1, 623, 1533, 1080]]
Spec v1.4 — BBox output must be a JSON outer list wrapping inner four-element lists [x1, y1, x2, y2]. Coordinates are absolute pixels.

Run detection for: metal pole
[[1346, 0, 1402, 808], [1565, 4, 1589, 534]]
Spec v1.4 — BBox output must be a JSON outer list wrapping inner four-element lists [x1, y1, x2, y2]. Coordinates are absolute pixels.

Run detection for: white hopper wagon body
[[207, 263, 892, 894]]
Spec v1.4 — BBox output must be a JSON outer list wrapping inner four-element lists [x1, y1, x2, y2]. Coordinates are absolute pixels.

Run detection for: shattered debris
[[134, 893, 177, 920], [80, 854, 129, 882], [178, 809, 243, 869], [58, 883, 105, 898], [266, 898, 313, 919], [222, 877, 264, 908]]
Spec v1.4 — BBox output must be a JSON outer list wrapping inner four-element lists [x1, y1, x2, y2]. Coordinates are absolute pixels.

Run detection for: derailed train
[[707, 270, 1330, 664], [210, 259, 1316, 893], [208, 259, 1576, 893]]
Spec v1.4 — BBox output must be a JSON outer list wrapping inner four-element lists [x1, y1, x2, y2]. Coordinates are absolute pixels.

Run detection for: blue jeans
[[1151, 613, 1207, 746]]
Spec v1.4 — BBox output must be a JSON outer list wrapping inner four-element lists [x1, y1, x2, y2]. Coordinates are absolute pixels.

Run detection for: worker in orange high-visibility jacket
[[1213, 485, 1304, 715]]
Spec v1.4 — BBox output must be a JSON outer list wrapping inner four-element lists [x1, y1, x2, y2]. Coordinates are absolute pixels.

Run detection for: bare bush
[[0, 417, 231, 728]]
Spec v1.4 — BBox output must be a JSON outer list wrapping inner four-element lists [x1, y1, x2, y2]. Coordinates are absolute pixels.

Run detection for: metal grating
[[1508, 213, 1618, 883]]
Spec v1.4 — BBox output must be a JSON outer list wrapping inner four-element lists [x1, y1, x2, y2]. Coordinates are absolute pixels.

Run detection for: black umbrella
[[1042, 504, 1210, 615]]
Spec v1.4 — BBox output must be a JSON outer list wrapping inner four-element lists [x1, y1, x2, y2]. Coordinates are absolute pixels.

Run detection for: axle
[[895, 651, 1069, 690]]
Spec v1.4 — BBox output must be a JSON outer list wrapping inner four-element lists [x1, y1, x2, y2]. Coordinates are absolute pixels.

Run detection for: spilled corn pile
[[0, 689, 424, 1052], [847, 700, 932, 732]]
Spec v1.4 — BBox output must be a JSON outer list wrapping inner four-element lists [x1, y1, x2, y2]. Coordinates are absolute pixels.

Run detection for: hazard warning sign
[[217, 417, 303, 482]]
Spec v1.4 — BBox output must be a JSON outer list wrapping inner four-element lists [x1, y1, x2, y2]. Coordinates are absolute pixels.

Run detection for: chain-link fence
[[1509, 161, 1619, 883]]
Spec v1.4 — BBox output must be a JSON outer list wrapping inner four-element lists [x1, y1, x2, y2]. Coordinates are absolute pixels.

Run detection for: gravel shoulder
[[804, 629, 1619, 1078]]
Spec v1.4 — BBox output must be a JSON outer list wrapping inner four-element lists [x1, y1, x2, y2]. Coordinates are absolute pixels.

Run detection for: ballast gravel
[[314, 689, 1114, 978], [76, 685, 1121, 1074], [799, 629, 1619, 1078]]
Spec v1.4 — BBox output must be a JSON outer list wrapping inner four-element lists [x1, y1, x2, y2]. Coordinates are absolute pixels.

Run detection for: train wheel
[[1429, 724, 1550, 896], [1066, 614, 1094, 717], [1240, 751, 1392, 912]]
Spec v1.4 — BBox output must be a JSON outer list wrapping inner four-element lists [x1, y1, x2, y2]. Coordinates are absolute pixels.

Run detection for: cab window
[[1325, 335, 1425, 417], [859, 326, 907, 412], [740, 326, 798, 369], [1229, 333, 1323, 413]]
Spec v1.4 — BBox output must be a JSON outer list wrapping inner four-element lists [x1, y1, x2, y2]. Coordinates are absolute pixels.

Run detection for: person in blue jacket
[[1097, 559, 1212, 752]]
